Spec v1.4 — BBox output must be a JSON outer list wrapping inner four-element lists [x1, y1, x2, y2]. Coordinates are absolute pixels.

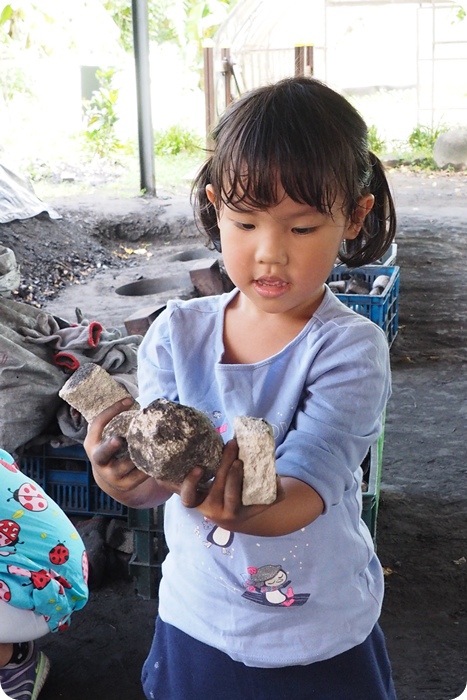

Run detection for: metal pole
[[295, 45, 314, 77], [295, 46, 305, 76], [307, 45, 314, 76], [132, 0, 156, 196], [221, 47, 232, 109], [203, 43, 215, 151]]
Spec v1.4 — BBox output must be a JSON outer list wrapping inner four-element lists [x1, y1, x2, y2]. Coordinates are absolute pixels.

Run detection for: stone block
[[433, 128, 467, 170], [124, 303, 166, 336]]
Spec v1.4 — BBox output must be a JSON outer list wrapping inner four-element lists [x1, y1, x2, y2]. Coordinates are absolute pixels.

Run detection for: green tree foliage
[[454, 1, 466, 20], [101, 0, 238, 55], [0, 3, 56, 52], [101, 0, 179, 51], [82, 68, 123, 159]]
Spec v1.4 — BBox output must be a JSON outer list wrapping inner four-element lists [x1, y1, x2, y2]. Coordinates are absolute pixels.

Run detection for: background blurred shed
[[209, 0, 467, 143]]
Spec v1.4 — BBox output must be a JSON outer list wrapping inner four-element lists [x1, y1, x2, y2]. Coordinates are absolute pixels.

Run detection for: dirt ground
[[1, 168, 467, 700]]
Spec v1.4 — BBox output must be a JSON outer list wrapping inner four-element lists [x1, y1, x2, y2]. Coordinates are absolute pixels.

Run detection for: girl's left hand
[[168, 439, 283, 532]]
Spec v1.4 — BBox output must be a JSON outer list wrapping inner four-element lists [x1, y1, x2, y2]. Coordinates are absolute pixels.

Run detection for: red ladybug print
[[49, 542, 70, 566], [0, 457, 18, 473], [51, 571, 72, 591], [7, 482, 48, 512], [8, 565, 51, 590], [0, 519, 22, 549], [0, 579, 11, 602], [30, 569, 51, 590], [8, 565, 72, 596], [57, 615, 70, 632]]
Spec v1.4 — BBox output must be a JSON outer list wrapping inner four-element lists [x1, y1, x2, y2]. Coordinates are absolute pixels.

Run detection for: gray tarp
[[0, 297, 66, 454]]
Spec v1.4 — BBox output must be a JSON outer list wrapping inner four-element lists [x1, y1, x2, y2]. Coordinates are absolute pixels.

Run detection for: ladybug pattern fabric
[[0, 448, 89, 633]]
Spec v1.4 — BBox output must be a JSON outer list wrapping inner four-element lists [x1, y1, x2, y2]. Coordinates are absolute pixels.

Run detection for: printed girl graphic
[[242, 565, 310, 607]]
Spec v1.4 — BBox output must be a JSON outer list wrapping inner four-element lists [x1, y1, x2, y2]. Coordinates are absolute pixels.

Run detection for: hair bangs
[[210, 96, 351, 215]]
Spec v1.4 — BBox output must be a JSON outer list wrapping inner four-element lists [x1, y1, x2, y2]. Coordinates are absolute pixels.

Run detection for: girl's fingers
[[91, 436, 124, 467], [208, 439, 239, 496], [222, 458, 244, 512], [178, 467, 206, 508], [84, 398, 134, 463], [180, 441, 243, 515], [86, 398, 134, 440]]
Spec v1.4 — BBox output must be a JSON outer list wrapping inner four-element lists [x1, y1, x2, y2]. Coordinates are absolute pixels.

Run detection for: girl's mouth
[[253, 277, 290, 298]]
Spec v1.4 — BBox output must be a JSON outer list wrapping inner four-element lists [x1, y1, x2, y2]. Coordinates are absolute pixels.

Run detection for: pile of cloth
[[0, 246, 142, 455]]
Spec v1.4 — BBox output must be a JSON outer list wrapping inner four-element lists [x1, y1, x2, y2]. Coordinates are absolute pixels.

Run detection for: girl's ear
[[345, 194, 375, 240], [206, 184, 216, 205]]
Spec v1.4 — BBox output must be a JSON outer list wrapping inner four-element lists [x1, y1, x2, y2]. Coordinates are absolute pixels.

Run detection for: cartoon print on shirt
[[0, 579, 11, 602], [8, 564, 72, 596], [0, 519, 23, 556], [208, 410, 228, 435], [7, 482, 48, 512], [241, 564, 310, 607], [48, 542, 70, 566], [202, 517, 234, 554], [0, 456, 19, 473]]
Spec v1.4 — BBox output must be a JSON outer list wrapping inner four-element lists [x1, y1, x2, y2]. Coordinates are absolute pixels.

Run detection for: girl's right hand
[[84, 398, 151, 495]]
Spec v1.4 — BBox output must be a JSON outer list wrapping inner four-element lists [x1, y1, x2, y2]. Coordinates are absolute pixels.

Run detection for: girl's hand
[[84, 398, 152, 494], [171, 440, 284, 532]]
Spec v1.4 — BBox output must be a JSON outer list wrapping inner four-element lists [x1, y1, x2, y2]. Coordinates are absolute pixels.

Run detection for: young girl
[[0, 448, 89, 700], [85, 76, 398, 699]]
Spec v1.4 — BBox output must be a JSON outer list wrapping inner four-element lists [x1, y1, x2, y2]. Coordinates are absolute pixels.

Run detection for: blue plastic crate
[[327, 265, 400, 346], [333, 243, 397, 270], [19, 444, 127, 518], [380, 243, 397, 266]]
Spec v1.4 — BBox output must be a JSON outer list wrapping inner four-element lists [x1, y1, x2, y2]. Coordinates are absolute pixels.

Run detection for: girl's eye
[[235, 222, 255, 231], [292, 227, 316, 235]]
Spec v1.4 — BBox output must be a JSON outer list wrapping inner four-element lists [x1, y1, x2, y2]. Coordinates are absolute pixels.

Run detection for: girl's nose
[[255, 231, 288, 266]]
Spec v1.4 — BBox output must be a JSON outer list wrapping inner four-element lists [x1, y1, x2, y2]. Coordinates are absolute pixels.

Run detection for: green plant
[[102, 0, 178, 51], [367, 125, 386, 156], [0, 64, 33, 103], [82, 68, 122, 159], [408, 124, 441, 151], [404, 123, 448, 169], [453, 2, 466, 21], [154, 124, 203, 156]]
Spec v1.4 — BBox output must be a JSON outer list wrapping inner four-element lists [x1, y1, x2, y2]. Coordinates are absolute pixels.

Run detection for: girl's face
[[206, 184, 373, 321]]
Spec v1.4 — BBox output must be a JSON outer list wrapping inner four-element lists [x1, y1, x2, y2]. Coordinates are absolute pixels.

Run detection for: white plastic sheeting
[[0, 164, 60, 224]]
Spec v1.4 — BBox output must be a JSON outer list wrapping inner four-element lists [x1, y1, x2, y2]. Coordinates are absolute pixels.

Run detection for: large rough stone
[[127, 398, 224, 483], [433, 128, 467, 170]]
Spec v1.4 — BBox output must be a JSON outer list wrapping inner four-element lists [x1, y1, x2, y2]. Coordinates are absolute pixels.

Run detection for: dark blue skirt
[[142, 617, 397, 700]]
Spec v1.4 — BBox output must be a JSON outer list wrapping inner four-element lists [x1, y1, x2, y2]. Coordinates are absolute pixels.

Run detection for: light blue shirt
[[137, 286, 391, 667]]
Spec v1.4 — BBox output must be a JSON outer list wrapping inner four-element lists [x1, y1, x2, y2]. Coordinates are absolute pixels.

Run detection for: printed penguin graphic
[[242, 564, 310, 607], [205, 525, 234, 549], [202, 517, 234, 553]]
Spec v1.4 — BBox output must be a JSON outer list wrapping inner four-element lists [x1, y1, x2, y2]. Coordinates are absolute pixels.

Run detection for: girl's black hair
[[191, 76, 396, 267]]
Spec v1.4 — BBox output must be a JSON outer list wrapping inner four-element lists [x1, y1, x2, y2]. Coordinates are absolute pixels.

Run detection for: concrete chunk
[[234, 416, 277, 506]]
